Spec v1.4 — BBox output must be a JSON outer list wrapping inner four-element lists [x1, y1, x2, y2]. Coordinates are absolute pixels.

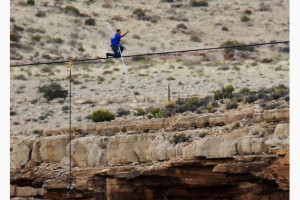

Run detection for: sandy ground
[[10, 0, 289, 136]]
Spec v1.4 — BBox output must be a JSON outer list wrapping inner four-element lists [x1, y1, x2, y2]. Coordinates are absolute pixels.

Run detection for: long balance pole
[[106, 22, 130, 87]]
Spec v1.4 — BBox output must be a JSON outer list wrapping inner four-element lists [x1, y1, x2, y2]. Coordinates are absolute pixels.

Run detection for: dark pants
[[107, 45, 124, 58]]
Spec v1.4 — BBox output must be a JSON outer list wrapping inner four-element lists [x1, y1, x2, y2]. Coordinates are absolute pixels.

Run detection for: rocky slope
[[10, 106, 289, 199]]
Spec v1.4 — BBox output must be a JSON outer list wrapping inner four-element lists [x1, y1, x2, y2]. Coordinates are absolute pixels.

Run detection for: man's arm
[[121, 30, 130, 37]]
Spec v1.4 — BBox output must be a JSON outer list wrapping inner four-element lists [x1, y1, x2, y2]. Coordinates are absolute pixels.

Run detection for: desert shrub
[[151, 107, 161, 116], [117, 108, 130, 117], [167, 77, 176, 81], [134, 91, 140, 95], [53, 37, 64, 44], [36, 11, 46, 17], [232, 122, 240, 130], [78, 46, 85, 51], [112, 15, 125, 21], [232, 66, 241, 71], [90, 109, 115, 122], [65, 5, 80, 16], [13, 74, 27, 80], [133, 8, 149, 20], [42, 54, 51, 59], [190, 35, 201, 42], [220, 40, 254, 52], [154, 111, 165, 118], [224, 84, 234, 97], [62, 105, 69, 114], [103, 70, 113, 75], [97, 76, 105, 84], [210, 101, 219, 108], [176, 23, 187, 29], [150, 15, 161, 23], [40, 66, 52, 73], [239, 88, 251, 95], [241, 15, 250, 22], [222, 26, 229, 31], [264, 102, 281, 110], [214, 85, 234, 100], [38, 82, 68, 101], [27, 0, 35, 6], [226, 101, 238, 110], [85, 18, 96, 26], [218, 65, 229, 70], [132, 55, 146, 61], [173, 133, 188, 144], [244, 94, 257, 103], [134, 108, 146, 116], [33, 130, 43, 135], [13, 25, 24, 32], [162, 0, 174, 2], [261, 58, 273, 63], [284, 95, 289, 102], [190, 0, 208, 7], [10, 111, 17, 116], [10, 33, 20, 42], [207, 105, 217, 113], [32, 35, 41, 42], [271, 86, 289, 100], [259, 3, 271, 11], [244, 9, 252, 15]]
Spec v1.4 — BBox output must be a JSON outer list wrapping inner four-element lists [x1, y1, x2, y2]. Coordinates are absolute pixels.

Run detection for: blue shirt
[[111, 34, 121, 46]]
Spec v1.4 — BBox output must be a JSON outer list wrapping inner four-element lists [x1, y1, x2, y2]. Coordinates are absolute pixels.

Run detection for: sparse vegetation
[[27, 0, 35, 6], [134, 108, 146, 116], [38, 82, 68, 101], [167, 77, 176, 81], [117, 108, 130, 117], [222, 26, 229, 31], [13, 25, 24, 32], [220, 40, 254, 52], [33, 130, 43, 135], [232, 122, 240, 130], [36, 11, 46, 17], [133, 8, 149, 20], [190, 0, 208, 7], [65, 5, 80, 16], [32, 35, 41, 42], [241, 15, 250, 22], [85, 18, 96, 26], [10, 33, 20, 42], [173, 133, 188, 144], [226, 101, 238, 110], [13, 74, 27, 80], [89, 109, 115, 122], [78, 46, 85, 51], [244, 9, 252, 15]]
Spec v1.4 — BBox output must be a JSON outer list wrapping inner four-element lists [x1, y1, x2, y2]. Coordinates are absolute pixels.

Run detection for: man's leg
[[112, 46, 120, 57], [119, 45, 124, 56]]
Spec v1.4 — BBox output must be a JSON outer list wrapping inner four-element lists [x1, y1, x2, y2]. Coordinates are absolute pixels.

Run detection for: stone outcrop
[[10, 108, 289, 199]]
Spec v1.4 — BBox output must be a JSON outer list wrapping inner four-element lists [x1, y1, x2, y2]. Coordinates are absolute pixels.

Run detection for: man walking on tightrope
[[106, 29, 130, 58]]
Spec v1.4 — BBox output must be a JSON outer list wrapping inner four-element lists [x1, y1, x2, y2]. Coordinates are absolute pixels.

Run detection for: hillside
[[10, 0, 290, 199]]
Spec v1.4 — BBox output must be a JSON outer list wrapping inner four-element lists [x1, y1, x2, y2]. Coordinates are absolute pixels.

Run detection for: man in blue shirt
[[106, 29, 130, 58]]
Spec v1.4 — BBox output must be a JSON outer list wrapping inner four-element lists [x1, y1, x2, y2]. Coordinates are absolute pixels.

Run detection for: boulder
[[10, 142, 31, 170], [263, 108, 289, 122], [39, 135, 69, 162]]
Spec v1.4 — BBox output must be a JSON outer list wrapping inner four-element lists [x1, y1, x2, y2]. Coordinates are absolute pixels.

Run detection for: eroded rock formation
[[10, 107, 289, 199]]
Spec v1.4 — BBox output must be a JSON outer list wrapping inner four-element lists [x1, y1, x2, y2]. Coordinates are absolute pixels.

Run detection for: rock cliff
[[10, 107, 289, 199]]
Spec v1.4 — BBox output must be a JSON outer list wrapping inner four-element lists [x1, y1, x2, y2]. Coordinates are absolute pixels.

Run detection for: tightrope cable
[[10, 41, 289, 67]]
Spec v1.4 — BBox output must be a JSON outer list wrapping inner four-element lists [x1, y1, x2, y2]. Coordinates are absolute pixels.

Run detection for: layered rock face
[[10, 107, 289, 199]]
